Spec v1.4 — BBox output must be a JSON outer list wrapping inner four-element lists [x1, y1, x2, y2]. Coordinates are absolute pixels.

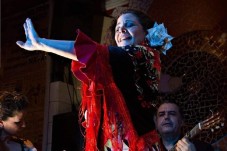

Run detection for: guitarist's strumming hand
[[175, 138, 196, 151]]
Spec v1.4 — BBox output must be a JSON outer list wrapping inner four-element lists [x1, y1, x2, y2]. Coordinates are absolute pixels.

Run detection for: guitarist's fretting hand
[[175, 138, 196, 151]]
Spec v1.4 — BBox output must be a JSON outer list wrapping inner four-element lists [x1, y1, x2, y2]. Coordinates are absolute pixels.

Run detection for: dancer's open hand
[[16, 18, 44, 51]]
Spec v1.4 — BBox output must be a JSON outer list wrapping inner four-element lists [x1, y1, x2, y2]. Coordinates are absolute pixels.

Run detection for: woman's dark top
[[109, 45, 158, 135]]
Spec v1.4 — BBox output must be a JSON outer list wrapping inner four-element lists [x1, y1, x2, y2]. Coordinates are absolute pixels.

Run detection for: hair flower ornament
[[146, 22, 174, 55]]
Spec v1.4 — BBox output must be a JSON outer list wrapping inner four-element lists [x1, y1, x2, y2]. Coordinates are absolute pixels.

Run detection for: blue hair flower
[[146, 22, 173, 55]]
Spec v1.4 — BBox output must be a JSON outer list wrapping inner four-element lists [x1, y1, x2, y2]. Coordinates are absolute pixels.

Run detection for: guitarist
[[0, 91, 37, 151], [153, 100, 214, 151]]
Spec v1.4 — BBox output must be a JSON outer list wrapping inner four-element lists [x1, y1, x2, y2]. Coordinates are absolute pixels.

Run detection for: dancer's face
[[115, 13, 146, 47]]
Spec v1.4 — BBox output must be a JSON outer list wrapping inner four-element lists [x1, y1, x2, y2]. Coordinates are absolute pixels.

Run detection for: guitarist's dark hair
[[154, 99, 184, 119]]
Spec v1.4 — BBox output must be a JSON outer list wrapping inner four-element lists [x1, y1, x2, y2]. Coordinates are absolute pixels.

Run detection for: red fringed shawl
[[71, 30, 159, 151]]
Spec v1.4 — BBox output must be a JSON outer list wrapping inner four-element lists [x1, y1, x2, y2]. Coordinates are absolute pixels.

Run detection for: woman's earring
[[0, 121, 3, 128], [144, 38, 149, 46]]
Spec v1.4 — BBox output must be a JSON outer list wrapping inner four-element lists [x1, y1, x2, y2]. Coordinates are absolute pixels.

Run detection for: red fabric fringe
[[71, 30, 159, 151]]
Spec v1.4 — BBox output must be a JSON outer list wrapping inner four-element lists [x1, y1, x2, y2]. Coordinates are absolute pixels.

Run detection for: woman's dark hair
[[0, 91, 29, 121], [107, 9, 155, 45]]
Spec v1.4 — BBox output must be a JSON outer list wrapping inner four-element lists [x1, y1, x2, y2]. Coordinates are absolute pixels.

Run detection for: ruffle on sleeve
[[71, 29, 109, 86]]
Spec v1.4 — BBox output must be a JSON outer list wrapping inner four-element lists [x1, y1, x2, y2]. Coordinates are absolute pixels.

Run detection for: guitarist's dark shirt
[[156, 138, 214, 151], [192, 140, 214, 151]]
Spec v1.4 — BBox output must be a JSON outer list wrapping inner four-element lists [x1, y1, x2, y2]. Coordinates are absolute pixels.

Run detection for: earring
[[0, 121, 3, 128], [144, 38, 149, 46]]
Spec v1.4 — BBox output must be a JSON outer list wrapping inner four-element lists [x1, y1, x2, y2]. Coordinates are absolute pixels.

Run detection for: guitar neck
[[185, 123, 201, 139], [167, 111, 223, 151]]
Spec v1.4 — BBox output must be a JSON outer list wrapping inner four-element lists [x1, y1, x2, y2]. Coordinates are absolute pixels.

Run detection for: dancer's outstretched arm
[[16, 18, 78, 61]]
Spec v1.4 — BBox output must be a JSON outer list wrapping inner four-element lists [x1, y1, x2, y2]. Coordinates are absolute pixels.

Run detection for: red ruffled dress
[[71, 30, 161, 151]]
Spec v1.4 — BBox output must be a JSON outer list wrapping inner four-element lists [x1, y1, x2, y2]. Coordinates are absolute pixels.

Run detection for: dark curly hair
[[0, 91, 29, 121], [107, 9, 155, 46]]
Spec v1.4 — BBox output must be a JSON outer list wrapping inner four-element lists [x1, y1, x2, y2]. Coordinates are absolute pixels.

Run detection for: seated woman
[[0, 91, 37, 151]]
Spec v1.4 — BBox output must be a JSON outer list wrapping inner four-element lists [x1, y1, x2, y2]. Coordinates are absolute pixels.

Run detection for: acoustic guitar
[[168, 111, 224, 151]]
